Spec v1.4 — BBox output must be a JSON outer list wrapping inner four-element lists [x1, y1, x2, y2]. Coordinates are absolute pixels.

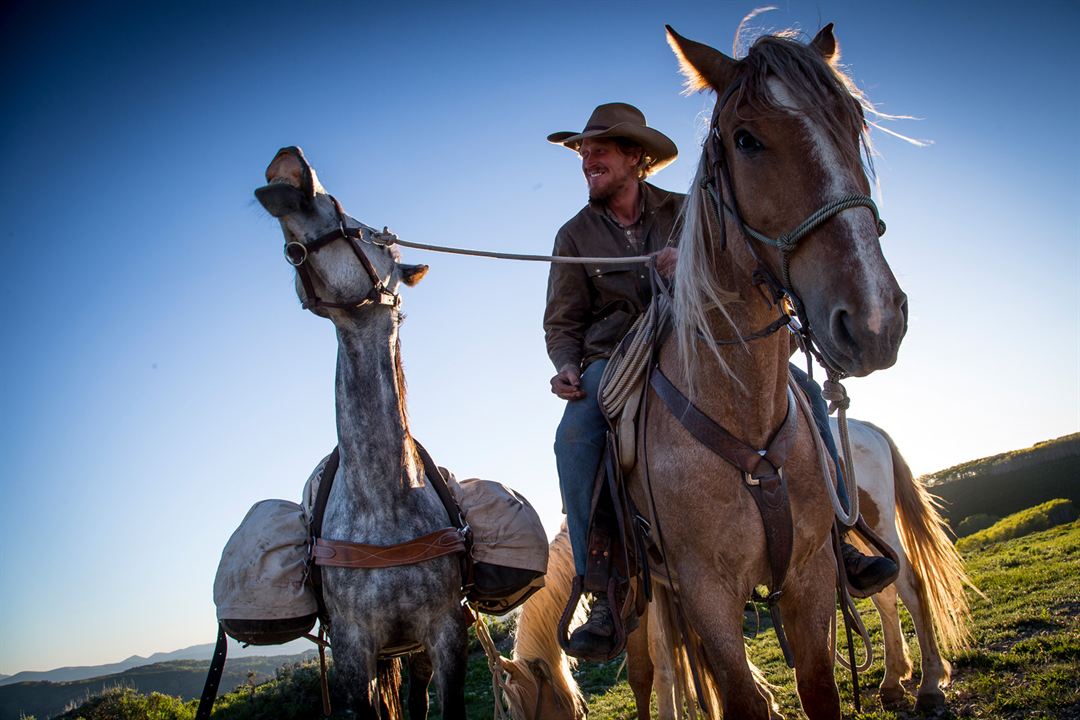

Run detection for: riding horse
[[508, 24, 909, 718], [618, 22, 907, 718], [507, 420, 975, 716], [255, 147, 468, 719]]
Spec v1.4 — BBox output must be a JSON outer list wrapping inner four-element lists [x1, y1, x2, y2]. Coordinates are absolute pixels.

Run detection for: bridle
[[699, 79, 887, 377], [283, 193, 400, 311]]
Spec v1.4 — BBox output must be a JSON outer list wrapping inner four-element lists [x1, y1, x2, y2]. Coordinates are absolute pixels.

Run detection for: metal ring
[[284, 241, 308, 267]]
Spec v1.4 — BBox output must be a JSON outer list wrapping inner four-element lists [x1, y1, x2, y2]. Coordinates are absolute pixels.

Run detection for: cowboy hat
[[547, 102, 678, 175]]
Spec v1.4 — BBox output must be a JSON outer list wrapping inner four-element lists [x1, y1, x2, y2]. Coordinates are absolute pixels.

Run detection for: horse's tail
[[650, 586, 781, 719], [503, 524, 587, 719], [869, 421, 980, 657], [376, 657, 403, 719]]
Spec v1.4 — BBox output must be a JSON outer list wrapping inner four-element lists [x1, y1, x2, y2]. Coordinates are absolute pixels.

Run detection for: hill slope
[[0, 653, 314, 720], [923, 433, 1080, 527]]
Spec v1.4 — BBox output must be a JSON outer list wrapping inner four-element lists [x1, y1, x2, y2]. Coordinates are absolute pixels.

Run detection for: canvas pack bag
[[447, 473, 549, 615], [212, 498, 319, 645]]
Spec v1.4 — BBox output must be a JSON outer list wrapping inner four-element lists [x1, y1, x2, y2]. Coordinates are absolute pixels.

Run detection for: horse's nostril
[[830, 307, 855, 349]]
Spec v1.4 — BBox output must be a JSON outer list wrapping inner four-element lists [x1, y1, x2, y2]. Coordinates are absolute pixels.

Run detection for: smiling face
[[579, 137, 641, 203]]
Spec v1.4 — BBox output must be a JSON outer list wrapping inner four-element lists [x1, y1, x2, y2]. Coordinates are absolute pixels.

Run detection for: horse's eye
[[734, 129, 764, 153]]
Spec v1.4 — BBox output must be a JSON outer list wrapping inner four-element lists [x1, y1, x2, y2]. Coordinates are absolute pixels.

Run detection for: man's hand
[[653, 246, 678, 278], [550, 363, 586, 400]]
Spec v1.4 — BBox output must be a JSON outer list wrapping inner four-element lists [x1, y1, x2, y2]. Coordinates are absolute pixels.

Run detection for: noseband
[[283, 194, 400, 311], [701, 80, 886, 309]]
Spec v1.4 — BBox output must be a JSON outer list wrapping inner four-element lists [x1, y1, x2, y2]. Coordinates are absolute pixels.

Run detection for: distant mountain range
[[0, 637, 312, 687]]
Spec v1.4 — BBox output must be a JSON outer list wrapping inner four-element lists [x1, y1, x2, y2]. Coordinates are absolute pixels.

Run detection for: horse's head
[[500, 657, 587, 720], [668, 25, 907, 376], [254, 146, 428, 318]]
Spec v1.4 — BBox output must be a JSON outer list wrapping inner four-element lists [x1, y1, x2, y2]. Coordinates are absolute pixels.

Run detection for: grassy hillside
[[957, 498, 1077, 553], [582, 518, 1080, 718], [923, 433, 1080, 528], [0, 654, 314, 720]]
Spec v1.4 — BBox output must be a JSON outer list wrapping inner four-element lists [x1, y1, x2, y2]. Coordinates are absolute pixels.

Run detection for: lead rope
[[820, 371, 860, 529], [362, 227, 656, 266], [471, 608, 513, 720]]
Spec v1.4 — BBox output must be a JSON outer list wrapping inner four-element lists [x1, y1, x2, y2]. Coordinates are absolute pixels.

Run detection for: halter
[[283, 194, 400, 311], [700, 80, 887, 375]]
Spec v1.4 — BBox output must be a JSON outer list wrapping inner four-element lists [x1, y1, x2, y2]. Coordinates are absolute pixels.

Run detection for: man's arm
[[544, 229, 590, 399]]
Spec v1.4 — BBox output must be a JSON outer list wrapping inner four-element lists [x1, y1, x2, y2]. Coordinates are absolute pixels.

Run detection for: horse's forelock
[[738, 32, 875, 178]]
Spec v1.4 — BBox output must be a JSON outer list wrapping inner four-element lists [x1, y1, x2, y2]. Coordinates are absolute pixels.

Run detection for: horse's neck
[[671, 260, 792, 448], [333, 311, 417, 504]]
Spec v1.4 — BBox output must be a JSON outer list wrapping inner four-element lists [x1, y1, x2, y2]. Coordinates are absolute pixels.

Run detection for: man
[[544, 102, 895, 657]]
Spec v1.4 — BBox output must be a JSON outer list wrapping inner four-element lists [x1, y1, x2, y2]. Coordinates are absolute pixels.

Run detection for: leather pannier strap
[[313, 528, 466, 569]]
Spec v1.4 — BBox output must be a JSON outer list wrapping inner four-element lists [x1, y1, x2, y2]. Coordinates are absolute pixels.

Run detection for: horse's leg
[[328, 627, 380, 719], [681, 584, 771, 720], [894, 556, 949, 712], [406, 651, 433, 720], [779, 546, 841, 720], [427, 608, 469, 720], [626, 614, 653, 720], [870, 582, 913, 708]]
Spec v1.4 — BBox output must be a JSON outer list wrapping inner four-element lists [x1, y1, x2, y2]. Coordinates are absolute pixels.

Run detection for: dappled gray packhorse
[[254, 146, 468, 718]]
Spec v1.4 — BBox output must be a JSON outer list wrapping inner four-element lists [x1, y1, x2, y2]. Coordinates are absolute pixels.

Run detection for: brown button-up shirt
[[544, 182, 685, 372]]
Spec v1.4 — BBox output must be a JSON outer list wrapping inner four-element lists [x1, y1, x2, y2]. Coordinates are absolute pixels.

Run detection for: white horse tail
[[869, 421, 979, 657], [503, 525, 587, 719]]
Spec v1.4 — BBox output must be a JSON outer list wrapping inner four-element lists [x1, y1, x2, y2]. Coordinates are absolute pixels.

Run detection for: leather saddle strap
[[649, 367, 798, 476], [313, 528, 466, 569], [194, 623, 228, 720], [309, 448, 341, 624], [413, 439, 475, 591], [650, 367, 799, 667], [413, 440, 467, 531]]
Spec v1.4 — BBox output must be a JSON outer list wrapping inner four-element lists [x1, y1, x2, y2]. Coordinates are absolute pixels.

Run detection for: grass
[[956, 498, 1076, 553], [582, 519, 1080, 719]]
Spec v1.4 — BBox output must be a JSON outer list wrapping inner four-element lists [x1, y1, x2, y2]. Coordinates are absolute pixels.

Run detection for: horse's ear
[[399, 263, 429, 287], [810, 23, 839, 64], [666, 25, 737, 93]]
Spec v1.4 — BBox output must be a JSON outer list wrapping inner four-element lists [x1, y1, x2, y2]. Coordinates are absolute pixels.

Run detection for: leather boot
[[567, 595, 617, 660], [841, 538, 899, 598]]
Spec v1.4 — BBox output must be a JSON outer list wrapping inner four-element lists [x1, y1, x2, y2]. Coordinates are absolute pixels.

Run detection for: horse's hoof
[[879, 685, 909, 708], [915, 692, 947, 715]]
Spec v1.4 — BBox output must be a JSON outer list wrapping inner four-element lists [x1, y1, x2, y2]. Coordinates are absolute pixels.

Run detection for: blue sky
[[1, 0, 1076, 674]]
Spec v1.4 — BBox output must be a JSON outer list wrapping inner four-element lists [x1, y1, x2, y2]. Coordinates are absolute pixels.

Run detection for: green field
[[580, 518, 1080, 719]]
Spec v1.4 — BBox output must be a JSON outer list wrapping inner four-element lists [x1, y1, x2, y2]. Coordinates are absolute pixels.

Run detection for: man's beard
[[588, 185, 616, 204], [587, 178, 622, 204]]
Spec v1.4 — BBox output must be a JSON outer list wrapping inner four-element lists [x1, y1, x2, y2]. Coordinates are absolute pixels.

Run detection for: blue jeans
[[554, 360, 609, 577], [554, 360, 847, 577]]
